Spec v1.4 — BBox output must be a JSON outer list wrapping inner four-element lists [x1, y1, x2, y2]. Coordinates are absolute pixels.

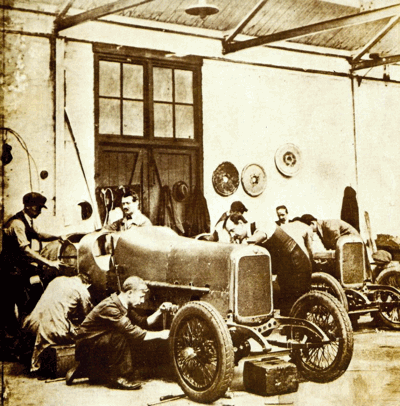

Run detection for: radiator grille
[[237, 256, 272, 318], [342, 242, 365, 285]]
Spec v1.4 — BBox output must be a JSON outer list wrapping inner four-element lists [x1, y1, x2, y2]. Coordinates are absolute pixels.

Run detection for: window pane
[[154, 103, 173, 138], [123, 100, 143, 136], [123, 64, 143, 99], [175, 70, 193, 104], [153, 67, 172, 102], [176, 105, 194, 139], [99, 98, 120, 134], [99, 61, 120, 97]]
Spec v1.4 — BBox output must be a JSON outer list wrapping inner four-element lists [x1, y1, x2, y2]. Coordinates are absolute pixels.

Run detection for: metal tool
[[147, 394, 186, 406]]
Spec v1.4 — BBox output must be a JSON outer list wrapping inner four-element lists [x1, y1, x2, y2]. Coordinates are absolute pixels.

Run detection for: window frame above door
[[94, 43, 203, 149]]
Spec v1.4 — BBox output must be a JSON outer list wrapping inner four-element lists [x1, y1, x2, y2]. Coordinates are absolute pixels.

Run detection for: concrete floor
[[2, 317, 400, 406]]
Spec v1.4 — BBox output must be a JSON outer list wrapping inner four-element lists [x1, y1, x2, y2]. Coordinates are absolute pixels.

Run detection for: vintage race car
[[63, 226, 353, 403], [311, 235, 400, 329]]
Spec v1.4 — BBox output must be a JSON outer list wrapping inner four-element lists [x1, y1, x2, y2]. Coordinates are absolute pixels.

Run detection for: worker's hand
[[159, 302, 173, 313], [45, 259, 61, 270], [158, 329, 169, 340]]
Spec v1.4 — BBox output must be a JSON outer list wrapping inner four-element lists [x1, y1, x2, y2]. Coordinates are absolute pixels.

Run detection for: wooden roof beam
[[222, 2, 400, 54], [224, 0, 270, 44], [54, 0, 76, 26], [351, 53, 400, 70], [351, 15, 400, 63], [55, 0, 154, 32]]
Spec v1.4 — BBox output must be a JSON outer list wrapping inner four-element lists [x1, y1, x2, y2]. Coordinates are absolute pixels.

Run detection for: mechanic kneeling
[[67, 276, 171, 390]]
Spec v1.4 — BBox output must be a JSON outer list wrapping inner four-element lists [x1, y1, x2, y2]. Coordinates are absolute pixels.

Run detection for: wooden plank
[[55, 0, 155, 32], [222, 3, 400, 54]]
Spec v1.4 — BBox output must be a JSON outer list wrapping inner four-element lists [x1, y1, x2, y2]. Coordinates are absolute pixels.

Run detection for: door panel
[[96, 147, 147, 225], [150, 148, 197, 233], [96, 146, 198, 234]]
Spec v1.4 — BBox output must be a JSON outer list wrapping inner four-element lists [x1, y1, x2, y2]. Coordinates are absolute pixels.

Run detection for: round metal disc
[[241, 164, 267, 197], [212, 162, 239, 197], [275, 143, 302, 177]]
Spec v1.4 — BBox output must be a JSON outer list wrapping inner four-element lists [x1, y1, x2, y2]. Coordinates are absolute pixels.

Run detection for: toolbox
[[243, 357, 299, 396], [41, 344, 77, 378]]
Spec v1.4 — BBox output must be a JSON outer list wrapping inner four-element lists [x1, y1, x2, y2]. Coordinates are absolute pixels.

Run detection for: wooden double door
[[96, 145, 199, 234]]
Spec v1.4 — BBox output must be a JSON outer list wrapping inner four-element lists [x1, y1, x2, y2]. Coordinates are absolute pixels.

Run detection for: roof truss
[[53, 0, 400, 71], [222, 2, 400, 70], [54, 0, 154, 32]]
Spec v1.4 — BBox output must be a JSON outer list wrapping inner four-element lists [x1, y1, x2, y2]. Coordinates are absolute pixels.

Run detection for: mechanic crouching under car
[[67, 276, 172, 390]]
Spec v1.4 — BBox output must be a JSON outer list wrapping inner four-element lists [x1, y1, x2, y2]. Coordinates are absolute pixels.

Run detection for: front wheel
[[169, 301, 234, 404], [289, 290, 354, 383], [311, 272, 349, 311]]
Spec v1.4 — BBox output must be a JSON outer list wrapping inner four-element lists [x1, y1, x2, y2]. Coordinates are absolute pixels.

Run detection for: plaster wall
[[2, 34, 56, 233], [354, 80, 400, 237], [202, 60, 356, 226]]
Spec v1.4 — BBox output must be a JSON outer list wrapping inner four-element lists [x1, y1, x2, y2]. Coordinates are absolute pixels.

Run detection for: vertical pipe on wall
[[350, 75, 359, 189], [51, 35, 66, 218], [50, 35, 57, 216], [1, 4, 6, 251]]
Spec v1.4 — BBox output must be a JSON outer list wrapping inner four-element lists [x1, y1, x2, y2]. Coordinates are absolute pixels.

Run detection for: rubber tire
[[376, 269, 400, 289], [311, 272, 349, 311], [289, 290, 354, 383], [374, 270, 400, 330], [169, 301, 234, 404]]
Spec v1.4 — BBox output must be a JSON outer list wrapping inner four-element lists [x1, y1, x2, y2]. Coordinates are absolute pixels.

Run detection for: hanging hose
[[0, 127, 40, 192]]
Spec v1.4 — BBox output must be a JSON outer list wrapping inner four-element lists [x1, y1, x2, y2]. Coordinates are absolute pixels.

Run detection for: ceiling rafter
[[54, 0, 76, 26], [224, 0, 270, 44], [222, 3, 400, 55], [351, 15, 400, 63], [54, 0, 155, 32], [351, 53, 400, 71]]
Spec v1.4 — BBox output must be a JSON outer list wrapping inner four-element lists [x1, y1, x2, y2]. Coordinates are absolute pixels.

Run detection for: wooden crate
[[243, 357, 299, 396], [41, 344, 77, 378]]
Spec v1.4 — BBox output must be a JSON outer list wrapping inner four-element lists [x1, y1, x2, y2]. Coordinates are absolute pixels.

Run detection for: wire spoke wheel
[[175, 316, 218, 389], [374, 289, 400, 330], [374, 270, 400, 329], [170, 302, 234, 403], [289, 291, 353, 383]]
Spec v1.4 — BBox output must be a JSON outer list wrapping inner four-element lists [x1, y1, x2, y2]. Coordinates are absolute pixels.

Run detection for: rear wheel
[[376, 269, 400, 289], [289, 290, 353, 383], [373, 273, 400, 330], [169, 301, 234, 403]]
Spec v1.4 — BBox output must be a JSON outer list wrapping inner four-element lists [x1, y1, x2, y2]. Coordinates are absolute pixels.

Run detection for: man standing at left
[[0, 192, 62, 358]]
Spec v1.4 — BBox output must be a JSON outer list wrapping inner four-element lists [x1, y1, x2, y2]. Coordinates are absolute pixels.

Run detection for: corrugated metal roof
[[51, 0, 400, 56]]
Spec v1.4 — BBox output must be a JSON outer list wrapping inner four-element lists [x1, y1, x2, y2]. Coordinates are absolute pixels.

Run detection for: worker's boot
[[66, 362, 86, 385]]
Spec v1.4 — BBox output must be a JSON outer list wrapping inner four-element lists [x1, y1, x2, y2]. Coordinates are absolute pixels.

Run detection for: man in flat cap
[[0, 192, 63, 359]]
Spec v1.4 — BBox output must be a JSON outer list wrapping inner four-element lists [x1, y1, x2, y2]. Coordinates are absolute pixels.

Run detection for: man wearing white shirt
[[105, 191, 151, 232]]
